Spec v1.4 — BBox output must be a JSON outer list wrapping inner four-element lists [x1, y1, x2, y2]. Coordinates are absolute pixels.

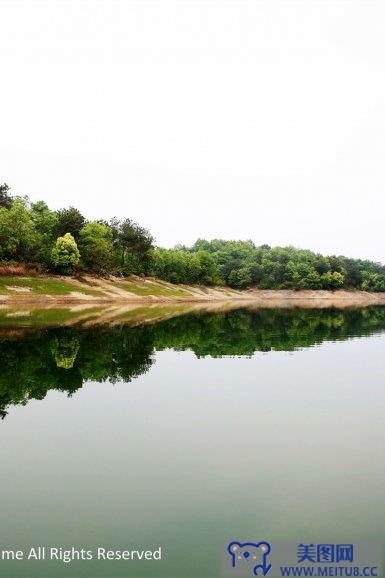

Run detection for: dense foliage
[[152, 240, 385, 291], [1, 182, 385, 290], [151, 248, 221, 285], [0, 183, 154, 275]]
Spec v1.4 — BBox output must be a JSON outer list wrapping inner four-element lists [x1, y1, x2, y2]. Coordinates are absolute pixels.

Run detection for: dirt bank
[[1, 274, 385, 306]]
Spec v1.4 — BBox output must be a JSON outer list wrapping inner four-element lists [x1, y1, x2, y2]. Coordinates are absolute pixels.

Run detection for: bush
[[51, 233, 80, 274]]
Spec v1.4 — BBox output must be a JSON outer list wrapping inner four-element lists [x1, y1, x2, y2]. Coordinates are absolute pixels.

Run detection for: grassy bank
[[0, 275, 385, 307], [0, 274, 238, 302], [1, 274, 385, 307]]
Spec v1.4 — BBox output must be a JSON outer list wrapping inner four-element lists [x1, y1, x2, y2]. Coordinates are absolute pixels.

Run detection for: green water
[[0, 306, 384, 576]]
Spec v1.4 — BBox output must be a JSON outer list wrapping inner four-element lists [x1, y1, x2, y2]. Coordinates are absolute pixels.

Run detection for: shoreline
[[2, 292, 385, 306], [1, 273, 385, 307]]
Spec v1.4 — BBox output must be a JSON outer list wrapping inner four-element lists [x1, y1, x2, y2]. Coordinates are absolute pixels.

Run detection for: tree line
[[0, 183, 154, 276], [150, 239, 385, 292], [1, 182, 385, 290]]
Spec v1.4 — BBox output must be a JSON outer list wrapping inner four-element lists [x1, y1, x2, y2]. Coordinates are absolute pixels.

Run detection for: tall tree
[[110, 218, 154, 275], [79, 221, 114, 274], [56, 207, 86, 240], [0, 198, 35, 261], [30, 201, 59, 267], [0, 183, 12, 209]]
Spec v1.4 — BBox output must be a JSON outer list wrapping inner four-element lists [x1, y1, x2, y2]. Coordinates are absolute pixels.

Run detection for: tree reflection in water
[[1, 306, 385, 418]]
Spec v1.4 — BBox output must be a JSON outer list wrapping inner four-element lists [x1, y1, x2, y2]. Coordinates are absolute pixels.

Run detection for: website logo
[[227, 541, 272, 576]]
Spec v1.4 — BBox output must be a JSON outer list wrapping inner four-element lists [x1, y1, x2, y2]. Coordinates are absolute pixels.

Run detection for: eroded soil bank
[[1, 274, 385, 306]]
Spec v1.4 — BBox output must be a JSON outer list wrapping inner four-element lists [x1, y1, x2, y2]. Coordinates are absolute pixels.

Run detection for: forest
[[1, 182, 385, 291]]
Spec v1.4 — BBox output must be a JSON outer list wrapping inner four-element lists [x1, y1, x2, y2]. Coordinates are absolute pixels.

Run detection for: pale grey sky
[[1, 0, 384, 260]]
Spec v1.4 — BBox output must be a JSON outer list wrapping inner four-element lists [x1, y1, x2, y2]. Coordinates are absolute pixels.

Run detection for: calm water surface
[[0, 306, 384, 576]]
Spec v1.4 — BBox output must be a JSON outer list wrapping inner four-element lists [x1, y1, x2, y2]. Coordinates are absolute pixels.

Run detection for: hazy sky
[[1, 1, 384, 260]]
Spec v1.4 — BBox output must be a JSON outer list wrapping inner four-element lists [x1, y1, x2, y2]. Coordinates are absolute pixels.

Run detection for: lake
[[0, 304, 384, 576]]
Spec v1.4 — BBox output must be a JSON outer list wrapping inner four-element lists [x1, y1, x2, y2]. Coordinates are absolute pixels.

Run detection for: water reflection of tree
[[1, 307, 385, 418], [50, 335, 80, 369]]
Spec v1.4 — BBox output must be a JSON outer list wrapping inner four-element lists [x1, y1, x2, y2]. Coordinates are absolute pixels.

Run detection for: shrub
[[51, 233, 80, 274]]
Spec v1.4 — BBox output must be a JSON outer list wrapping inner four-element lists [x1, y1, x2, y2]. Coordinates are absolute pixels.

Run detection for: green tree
[[0, 198, 35, 261], [56, 207, 86, 240], [320, 271, 345, 289], [301, 270, 321, 289], [51, 233, 80, 273], [151, 248, 221, 285], [79, 221, 114, 274], [0, 183, 12, 209], [110, 218, 154, 275], [32, 201, 59, 236], [195, 251, 221, 285], [30, 201, 59, 267], [228, 266, 252, 288], [361, 272, 385, 292]]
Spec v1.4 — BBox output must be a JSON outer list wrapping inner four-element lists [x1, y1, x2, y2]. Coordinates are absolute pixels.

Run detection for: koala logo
[[227, 541, 272, 576]]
